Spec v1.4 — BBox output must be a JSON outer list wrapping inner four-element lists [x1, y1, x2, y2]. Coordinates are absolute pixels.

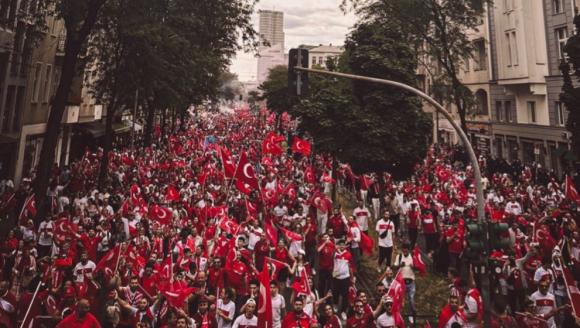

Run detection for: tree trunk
[[33, 38, 83, 221], [33, 1, 106, 221], [97, 101, 118, 190], [143, 100, 156, 148]]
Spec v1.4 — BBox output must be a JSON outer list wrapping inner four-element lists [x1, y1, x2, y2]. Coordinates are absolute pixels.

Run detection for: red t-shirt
[[282, 311, 311, 328], [328, 215, 346, 238], [56, 312, 101, 328], [445, 227, 464, 254], [346, 313, 375, 328], [318, 241, 335, 271], [421, 213, 437, 234]]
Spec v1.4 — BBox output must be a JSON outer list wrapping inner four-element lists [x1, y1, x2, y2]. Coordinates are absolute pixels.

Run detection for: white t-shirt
[[350, 226, 361, 248], [232, 314, 257, 328], [217, 299, 236, 328], [38, 221, 54, 246], [376, 219, 395, 248], [73, 261, 96, 283], [376, 313, 396, 327], [333, 250, 352, 279], [353, 207, 370, 231], [271, 294, 286, 328], [530, 290, 557, 328], [504, 201, 522, 215]]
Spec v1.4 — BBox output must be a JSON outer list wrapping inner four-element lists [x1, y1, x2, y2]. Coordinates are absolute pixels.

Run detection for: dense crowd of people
[[0, 106, 579, 328]]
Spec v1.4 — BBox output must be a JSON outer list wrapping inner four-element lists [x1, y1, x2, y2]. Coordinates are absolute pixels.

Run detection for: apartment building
[[0, 2, 106, 185], [426, 0, 575, 175], [308, 44, 344, 69]]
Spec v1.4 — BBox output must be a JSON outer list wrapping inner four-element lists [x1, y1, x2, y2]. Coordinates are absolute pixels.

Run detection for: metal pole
[[131, 89, 139, 149], [19, 280, 43, 328], [294, 66, 490, 326]]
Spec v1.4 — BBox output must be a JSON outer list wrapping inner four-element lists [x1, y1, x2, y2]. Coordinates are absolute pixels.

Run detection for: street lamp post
[[292, 66, 491, 327]]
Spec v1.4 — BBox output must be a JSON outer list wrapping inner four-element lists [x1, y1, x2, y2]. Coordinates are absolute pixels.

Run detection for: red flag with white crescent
[[280, 227, 303, 242], [159, 285, 197, 308], [165, 185, 180, 202], [54, 217, 78, 245], [150, 205, 173, 225], [556, 263, 580, 317], [219, 217, 239, 235], [234, 151, 259, 195], [220, 146, 236, 178], [19, 194, 37, 223], [304, 166, 316, 184], [565, 175, 580, 206], [257, 261, 273, 328], [262, 188, 279, 206], [413, 246, 427, 276], [387, 270, 406, 316], [264, 222, 278, 245], [291, 136, 312, 156]]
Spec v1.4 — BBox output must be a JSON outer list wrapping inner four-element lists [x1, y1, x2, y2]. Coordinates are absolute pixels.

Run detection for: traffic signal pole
[[292, 66, 491, 327]]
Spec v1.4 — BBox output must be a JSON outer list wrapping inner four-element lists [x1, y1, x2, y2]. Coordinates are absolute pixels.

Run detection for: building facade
[[308, 45, 344, 69], [257, 10, 285, 84], [424, 0, 576, 175], [0, 3, 105, 186]]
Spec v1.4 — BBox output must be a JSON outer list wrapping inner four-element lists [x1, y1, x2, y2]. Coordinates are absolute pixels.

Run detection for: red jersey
[[421, 213, 437, 234], [282, 311, 311, 328], [318, 241, 335, 271], [346, 313, 375, 328], [56, 312, 101, 328]]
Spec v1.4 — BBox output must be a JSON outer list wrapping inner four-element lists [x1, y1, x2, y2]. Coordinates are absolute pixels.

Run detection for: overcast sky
[[230, 0, 357, 82]]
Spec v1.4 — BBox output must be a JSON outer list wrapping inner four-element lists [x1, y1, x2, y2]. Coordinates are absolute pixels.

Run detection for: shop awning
[[112, 121, 131, 134], [76, 122, 106, 138]]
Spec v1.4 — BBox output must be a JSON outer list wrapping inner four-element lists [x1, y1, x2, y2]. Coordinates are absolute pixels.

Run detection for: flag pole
[[114, 243, 124, 274], [19, 280, 43, 328]]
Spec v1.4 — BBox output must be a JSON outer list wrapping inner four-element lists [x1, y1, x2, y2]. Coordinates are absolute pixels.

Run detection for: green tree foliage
[[293, 16, 432, 178], [344, 0, 488, 133], [561, 17, 580, 165], [258, 65, 299, 114]]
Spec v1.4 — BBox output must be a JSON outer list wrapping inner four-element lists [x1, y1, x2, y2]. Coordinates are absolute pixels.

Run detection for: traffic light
[[490, 222, 511, 251], [465, 221, 485, 260], [288, 48, 309, 96]]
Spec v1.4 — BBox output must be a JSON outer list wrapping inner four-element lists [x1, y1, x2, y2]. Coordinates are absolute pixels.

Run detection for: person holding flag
[[374, 296, 405, 328], [394, 242, 417, 323], [437, 289, 467, 328]]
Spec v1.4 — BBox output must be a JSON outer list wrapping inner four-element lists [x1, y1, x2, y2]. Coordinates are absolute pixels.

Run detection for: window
[[511, 31, 519, 65], [556, 101, 568, 126], [556, 27, 568, 59], [318, 56, 323, 65], [42, 64, 52, 102], [496, 101, 504, 121], [553, 0, 564, 14], [473, 39, 487, 70], [311, 56, 316, 66], [505, 101, 512, 122], [475, 89, 489, 115], [505, 33, 512, 66], [527, 101, 536, 123], [31, 62, 42, 103]]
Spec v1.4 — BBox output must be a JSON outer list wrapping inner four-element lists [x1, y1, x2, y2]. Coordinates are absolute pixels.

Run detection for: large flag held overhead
[[291, 136, 311, 156], [565, 175, 580, 206], [219, 146, 236, 178], [234, 151, 260, 194], [257, 261, 273, 328]]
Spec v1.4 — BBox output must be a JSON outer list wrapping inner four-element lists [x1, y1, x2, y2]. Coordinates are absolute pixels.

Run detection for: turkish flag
[[565, 175, 580, 206], [257, 261, 273, 328], [220, 146, 236, 178], [360, 232, 374, 255], [130, 184, 141, 204], [125, 244, 146, 271], [19, 194, 37, 222], [556, 263, 580, 318], [234, 151, 259, 195], [360, 175, 374, 190], [165, 185, 180, 202], [95, 245, 121, 278], [322, 172, 335, 184], [159, 285, 197, 308], [53, 218, 78, 245], [245, 199, 258, 217], [413, 246, 427, 276], [266, 257, 287, 279], [304, 166, 316, 184], [150, 204, 173, 225], [387, 270, 406, 316], [219, 217, 239, 235], [264, 222, 278, 245], [291, 137, 311, 156], [310, 192, 332, 213], [208, 205, 228, 218], [262, 188, 279, 206], [291, 268, 311, 296], [280, 227, 303, 242], [262, 132, 285, 155]]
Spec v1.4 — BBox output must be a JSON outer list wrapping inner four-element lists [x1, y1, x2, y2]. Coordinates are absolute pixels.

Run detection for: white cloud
[[230, 0, 356, 81]]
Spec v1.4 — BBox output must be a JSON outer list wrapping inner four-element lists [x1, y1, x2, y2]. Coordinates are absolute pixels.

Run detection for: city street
[[0, 1, 580, 328]]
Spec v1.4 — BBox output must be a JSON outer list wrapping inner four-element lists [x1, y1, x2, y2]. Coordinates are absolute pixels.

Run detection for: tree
[[561, 16, 580, 169], [293, 15, 432, 178], [34, 0, 109, 220], [258, 65, 299, 115], [344, 0, 488, 133]]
